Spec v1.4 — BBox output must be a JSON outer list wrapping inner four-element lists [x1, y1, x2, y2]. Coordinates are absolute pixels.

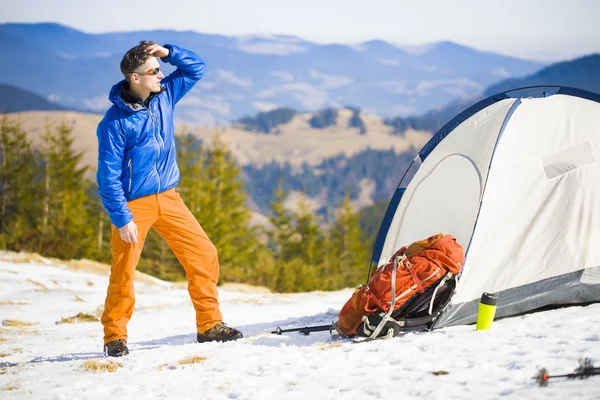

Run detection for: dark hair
[[120, 40, 156, 76]]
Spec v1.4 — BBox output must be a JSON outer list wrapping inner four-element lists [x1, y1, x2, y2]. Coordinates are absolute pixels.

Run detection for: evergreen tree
[[293, 193, 323, 267], [308, 108, 338, 129], [269, 194, 324, 292], [238, 107, 297, 134], [319, 227, 336, 290], [267, 180, 296, 263], [176, 130, 207, 216], [193, 132, 259, 283], [87, 181, 112, 263], [0, 114, 42, 250], [36, 119, 95, 259], [245, 244, 277, 289], [348, 108, 367, 135], [329, 193, 369, 289], [266, 181, 303, 292]]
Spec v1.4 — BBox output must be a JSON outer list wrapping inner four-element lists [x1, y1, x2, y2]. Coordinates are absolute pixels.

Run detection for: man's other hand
[[119, 221, 139, 244], [146, 44, 169, 58]]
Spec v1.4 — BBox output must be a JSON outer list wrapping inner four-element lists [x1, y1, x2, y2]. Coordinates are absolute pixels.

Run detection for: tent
[[371, 86, 600, 329]]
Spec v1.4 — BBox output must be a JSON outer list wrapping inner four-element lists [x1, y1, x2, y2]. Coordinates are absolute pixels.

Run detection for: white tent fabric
[[374, 87, 600, 328], [378, 98, 517, 260]]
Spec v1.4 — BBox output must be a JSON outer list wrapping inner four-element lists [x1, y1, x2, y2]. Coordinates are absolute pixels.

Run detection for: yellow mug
[[476, 292, 497, 331]]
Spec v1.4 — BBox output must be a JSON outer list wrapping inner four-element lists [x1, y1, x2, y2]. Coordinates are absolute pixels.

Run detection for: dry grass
[[158, 363, 175, 371], [82, 359, 122, 373], [317, 341, 342, 351], [0, 353, 8, 357], [0, 301, 29, 306], [27, 279, 48, 291], [178, 355, 207, 365], [2, 384, 18, 391], [0, 252, 47, 264], [0, 368, 6, 375], [2, 320, 38, 327], [159, 355, 207, 371], [57, 312, 100, 324], [73, 296, 85, 302]]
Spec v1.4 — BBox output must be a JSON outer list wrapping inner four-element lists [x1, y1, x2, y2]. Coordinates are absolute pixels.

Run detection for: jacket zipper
[[148, 108, 163, 193], [128, 159, 132, 193]]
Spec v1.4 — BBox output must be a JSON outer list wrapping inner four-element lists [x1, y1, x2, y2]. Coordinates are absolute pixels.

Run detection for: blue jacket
[[96, 44, 206, 228]]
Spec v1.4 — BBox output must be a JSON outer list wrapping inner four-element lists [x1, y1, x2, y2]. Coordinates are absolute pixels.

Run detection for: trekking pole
[[534, 358, 600, 386], [271, 324, 332, 336]]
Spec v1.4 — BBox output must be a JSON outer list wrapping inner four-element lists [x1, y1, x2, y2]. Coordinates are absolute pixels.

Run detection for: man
[[97, 41, 242, 357]]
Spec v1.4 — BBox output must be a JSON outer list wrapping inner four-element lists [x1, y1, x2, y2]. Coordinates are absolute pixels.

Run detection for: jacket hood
[[108, 80, 165, 112], [109, 80, 129, 109]]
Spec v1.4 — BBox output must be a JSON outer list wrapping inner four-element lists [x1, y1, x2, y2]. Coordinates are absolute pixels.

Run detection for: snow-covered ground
[[1, 252, 599, 400]]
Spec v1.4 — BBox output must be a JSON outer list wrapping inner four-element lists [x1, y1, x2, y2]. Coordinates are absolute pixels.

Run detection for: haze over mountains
[[0, 22, 545, 125]]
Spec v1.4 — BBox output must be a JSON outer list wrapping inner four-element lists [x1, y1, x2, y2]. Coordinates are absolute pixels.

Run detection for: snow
[[1, 252, 599, 399]]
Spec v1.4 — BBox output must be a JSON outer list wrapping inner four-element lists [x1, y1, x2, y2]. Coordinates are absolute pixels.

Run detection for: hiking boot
[[197, 322, 243, 343], [104, 339, 129, 357]]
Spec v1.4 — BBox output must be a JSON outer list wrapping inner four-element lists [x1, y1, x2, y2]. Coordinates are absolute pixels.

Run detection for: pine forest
[[0, 114, 376, 293]]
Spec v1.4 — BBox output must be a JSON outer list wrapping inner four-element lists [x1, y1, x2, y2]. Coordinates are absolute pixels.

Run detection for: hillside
[[0, 83, 68, 113], [9, 108, 430, 170], [1, 251, 599, 399]]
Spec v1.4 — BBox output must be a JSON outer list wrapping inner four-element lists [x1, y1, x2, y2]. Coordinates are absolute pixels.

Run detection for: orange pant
[[102, 188, 222, 344]]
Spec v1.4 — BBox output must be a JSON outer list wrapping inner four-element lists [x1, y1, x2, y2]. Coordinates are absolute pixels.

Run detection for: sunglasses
[[135, 67, 161, 76]]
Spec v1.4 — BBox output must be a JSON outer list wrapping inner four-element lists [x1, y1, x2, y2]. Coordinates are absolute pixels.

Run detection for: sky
[[1, 0, 600, 61], [1, 253, 600, 399]]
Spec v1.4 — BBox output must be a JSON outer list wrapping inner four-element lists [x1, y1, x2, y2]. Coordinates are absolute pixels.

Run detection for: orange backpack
[[336, 234, 464, 337]]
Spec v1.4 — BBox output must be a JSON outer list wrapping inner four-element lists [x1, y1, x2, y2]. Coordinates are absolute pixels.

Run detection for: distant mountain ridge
[[223, 53, 600, 136], [382, 53, 600, 135], [484, 53, 600, 96], [0, 83, 67, 113], [0, 22, 543, 125]]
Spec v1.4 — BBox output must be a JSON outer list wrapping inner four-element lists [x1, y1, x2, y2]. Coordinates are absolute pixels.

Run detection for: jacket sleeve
[[160, 44, 206, 106], [96, 119, 133, 229]]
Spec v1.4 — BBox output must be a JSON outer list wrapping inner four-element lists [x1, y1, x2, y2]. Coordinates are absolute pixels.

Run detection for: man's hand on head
[[146, 44, 169, 58], [119, 221, 139, 244]]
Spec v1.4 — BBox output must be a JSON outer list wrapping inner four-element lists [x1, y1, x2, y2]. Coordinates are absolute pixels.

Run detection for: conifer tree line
[[0, 115, 371, 293]]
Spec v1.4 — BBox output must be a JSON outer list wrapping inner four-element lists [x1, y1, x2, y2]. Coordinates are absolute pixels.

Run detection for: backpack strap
[[360, 254, 404, 340], [402, 258, 425, 294]]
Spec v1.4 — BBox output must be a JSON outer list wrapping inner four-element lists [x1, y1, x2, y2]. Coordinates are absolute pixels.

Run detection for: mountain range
[[4, 44, 600, 219], [415, 53, 600, 128], [0, 22, 545, 125], [0, 83, 67, 113]]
